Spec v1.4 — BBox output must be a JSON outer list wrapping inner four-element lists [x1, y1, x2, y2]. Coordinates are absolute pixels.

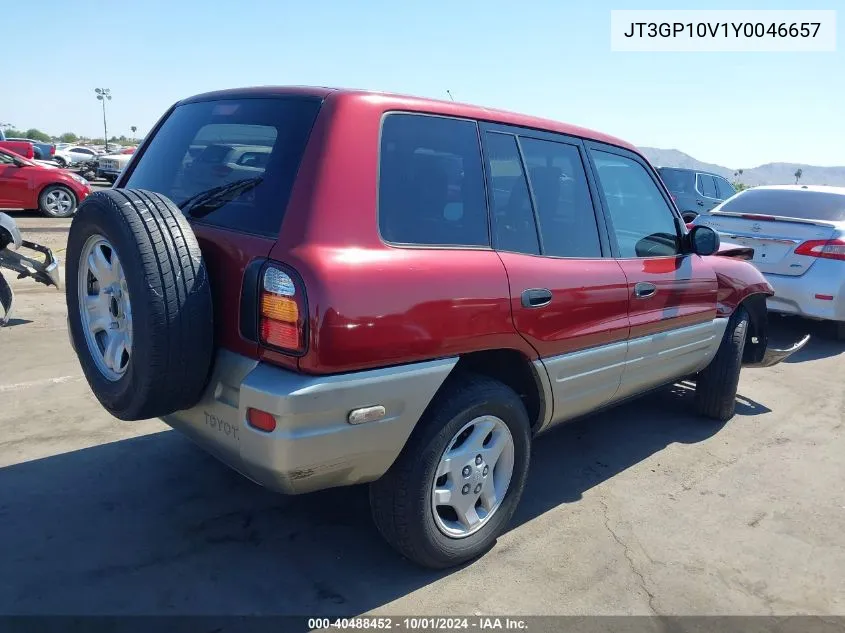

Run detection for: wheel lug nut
[[483, 466, 489, 476], [474, 484, 482, 494], [462, 484, 470, 495], [475, 455, 482, 465], [462, 466, 471, 478]]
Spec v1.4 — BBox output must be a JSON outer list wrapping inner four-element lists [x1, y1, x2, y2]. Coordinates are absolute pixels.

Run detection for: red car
[[64, 87, 806, 568], [0, 147, 92, 217]]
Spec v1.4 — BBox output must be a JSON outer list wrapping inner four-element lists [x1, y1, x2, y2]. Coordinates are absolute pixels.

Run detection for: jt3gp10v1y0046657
[[622, 21, 821, 38]]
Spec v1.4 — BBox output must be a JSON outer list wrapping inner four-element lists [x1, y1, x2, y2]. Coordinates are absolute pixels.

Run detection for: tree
[[59, 132, 79, 143], [794, 168, 803, 184], [732, 181, 749, 192], [130, 126, 137, 139], [24, 128, 51, 142]]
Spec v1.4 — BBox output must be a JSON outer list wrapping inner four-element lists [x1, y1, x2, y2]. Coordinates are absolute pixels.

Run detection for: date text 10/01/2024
[[308, 617, 528, 630], [623, 22, 821, 38]]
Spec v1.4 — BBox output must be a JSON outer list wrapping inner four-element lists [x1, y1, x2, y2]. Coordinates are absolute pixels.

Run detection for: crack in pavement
[[598, 496, 659, 615]]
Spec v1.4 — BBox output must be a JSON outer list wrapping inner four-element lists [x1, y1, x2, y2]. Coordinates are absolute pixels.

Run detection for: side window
[[715, 176, 736, 199], [519, 137, 601, 258], [0, 153, 15, 165], [484, 132, 539, 255], [697, 173, 718, 198], [379, 114, 488, 247], [591, 150, 680, 258]]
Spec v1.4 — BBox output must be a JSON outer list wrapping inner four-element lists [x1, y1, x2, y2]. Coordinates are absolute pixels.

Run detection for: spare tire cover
[[66, 189, 213, 420]]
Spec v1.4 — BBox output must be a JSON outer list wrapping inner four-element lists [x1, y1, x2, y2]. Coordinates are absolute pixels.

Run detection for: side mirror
[[689, 225, 720, 256]]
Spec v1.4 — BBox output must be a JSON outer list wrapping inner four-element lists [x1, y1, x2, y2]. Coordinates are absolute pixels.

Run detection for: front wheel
[[39, 185, 77, 218], [370, 374, 531, 568], [695, 307, 749, 421]]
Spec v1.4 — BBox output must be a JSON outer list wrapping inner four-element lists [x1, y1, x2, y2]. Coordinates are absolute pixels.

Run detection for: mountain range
[[639, 148, 845, 187]]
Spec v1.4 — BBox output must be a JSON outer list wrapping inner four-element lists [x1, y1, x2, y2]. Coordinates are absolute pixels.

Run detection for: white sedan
[[694, 185, 845, 340], [53, 146, 100, 167]]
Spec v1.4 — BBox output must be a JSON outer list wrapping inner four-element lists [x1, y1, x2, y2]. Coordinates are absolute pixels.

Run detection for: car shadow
[[0, 384, 763, 616], [768, 315, 845, 363], [0, 317, 33, 327]]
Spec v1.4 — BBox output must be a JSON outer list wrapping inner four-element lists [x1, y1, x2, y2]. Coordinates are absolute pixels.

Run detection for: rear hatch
[[118, 92, 325, 360], [696, 187, 845, 276]]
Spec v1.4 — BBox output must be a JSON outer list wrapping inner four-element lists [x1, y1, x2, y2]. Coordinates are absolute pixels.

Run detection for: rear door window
[[484, 132, 540, 255], [519, 137, 602, 258], [123, 97, 322, 237], [697, 173, 718, 198], [714, 176, 736, 199], [378, 113, 488, 247]]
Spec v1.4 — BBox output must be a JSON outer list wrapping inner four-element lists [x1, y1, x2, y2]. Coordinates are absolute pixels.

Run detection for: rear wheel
[[695, 307, 749, 421], [370, 374, 531, 568], [65, 189, 213, 420], [833, 321, 845, 342], [39, 185, 77, 218]]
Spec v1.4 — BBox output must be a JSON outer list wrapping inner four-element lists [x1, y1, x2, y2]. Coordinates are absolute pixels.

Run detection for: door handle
[[521, 288, 553, 308], [697, 200, 705, 206], [634, 282, 657, 299]]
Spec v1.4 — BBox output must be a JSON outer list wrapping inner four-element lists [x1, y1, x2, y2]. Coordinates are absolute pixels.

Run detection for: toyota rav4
[[64, 87, 807, 568]]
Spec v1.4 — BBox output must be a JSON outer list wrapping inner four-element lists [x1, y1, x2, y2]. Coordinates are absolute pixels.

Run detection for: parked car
[[657, 167, 736, 221], [694, 185, 845, 340], [4, 137, 56, 162], [0, 139, 35, 160], [96, 152, 134, 183], [53, 145, 101, 168], [64, 87, 806, 569], [0, 147, 92, 217]]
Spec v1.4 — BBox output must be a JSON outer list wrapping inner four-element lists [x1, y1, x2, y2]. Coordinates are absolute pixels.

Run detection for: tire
[[54, 156, 67, 168], [695, 307, 749, 421], [833, 321, 845, 342], [65, 189, 213, 420], [370, 373, 531, 568], [38, 185, 78, 218]]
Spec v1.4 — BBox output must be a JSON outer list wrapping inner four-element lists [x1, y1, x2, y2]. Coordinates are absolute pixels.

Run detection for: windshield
[[123, 97, 322, 237], [718, 188, 845, 222], [657, 168, 695, 194]]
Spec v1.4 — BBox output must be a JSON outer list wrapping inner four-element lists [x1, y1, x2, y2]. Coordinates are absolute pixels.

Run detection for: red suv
[[65, 87, 804, 568]]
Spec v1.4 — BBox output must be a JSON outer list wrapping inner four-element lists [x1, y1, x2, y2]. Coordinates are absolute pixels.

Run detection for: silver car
[[694, 185, 845, 340]]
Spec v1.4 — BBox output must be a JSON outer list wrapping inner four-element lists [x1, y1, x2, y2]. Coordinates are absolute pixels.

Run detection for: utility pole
[[95, 88, 112, 151]]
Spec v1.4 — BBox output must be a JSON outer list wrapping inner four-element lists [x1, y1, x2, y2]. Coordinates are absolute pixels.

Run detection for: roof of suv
[[657, 166, 724, 178], [177, 86, 637, 153]]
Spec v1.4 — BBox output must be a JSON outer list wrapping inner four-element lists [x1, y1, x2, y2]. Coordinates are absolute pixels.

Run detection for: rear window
[[719, 188, 845, 222], [378, 113, 489, 247], [123, 97, 321, 237], [657, 168, 695, 194]]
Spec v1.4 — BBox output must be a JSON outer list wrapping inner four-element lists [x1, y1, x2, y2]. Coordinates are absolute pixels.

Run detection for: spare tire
[[66, 189, 213, 420]]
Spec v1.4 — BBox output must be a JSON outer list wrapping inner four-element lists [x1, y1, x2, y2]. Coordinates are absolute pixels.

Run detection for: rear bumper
[[764, 264, 845, 323], [161, 351, 456, 494]]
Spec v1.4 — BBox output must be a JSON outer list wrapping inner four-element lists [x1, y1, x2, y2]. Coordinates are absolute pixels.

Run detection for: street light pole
[[95, 88, 112, 151]]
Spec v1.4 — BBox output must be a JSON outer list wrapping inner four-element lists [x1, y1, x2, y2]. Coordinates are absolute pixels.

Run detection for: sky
[[2, 0, 843, 168]]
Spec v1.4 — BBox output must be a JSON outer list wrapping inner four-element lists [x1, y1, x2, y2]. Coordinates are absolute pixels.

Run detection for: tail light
[[259, 265, 307, 353], [740, 214, 776, 221], [49, 146, 55, 156], [794, 238, 845, 262]]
